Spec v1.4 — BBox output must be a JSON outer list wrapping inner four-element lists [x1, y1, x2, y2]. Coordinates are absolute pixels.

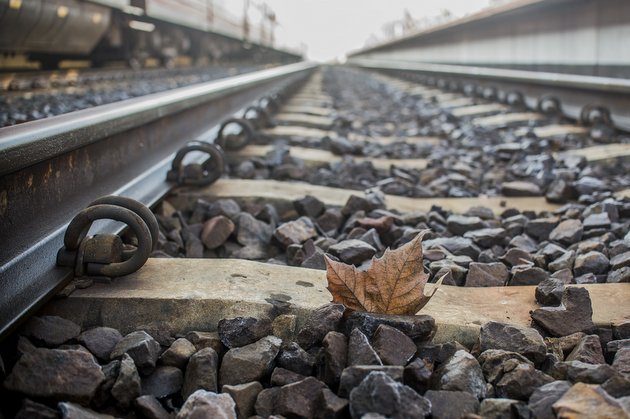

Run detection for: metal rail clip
[[167, 141, 225, 186], [215, 118, 255, 151], [580, 104, 612, 126], [243, 105, 272, 130], [56, 196, 158, 278]]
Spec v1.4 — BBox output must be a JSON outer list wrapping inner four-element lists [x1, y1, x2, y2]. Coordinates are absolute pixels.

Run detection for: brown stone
[[4, 348, 105, 404], [552, 382, 628, 418], [201, 215, 235, 249]]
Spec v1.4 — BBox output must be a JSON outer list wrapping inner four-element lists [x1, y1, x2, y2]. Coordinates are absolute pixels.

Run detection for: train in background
[[0, 0, 301, 69]]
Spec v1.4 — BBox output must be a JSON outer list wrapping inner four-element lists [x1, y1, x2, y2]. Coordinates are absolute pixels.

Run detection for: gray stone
[[186, 331, 223, 353], [525, 217, 559, 240], [347, 328, 381, 366], [601, 374, 630, 398], [22, 316, 80, 347], [403, 358, 432, 394], [429, 259, 468, 285], [547, 250, 575, 272], [478, 349, 533, 384], [371, 324, 417, 366], [77, 327, 123, 360], [297, 303, 345, 349], [275, 377, 327, 418], [549, 219, 583, 245], [551, 360, 616, 384], [271, 367, 307, 386], [58, 402, 113, 419], [423, 236, 480, 259], [93, 360, 119, 408], [254, 387, 280, 417], [479, 321, 547, 363], [220, 336, 282, 387], [583, 212, 612, 229], [277, 342, 315, 376], [322, 331, 348, 388], [566, 335, 605, 364], [424, 390, 479, 419], [328, 239, 376, 265], [218, 317, 272, 348], [501, 181, 542, 196], [464, 228, 506, 248], [110, 331, 161, 375], [317, 209, 344, 234], [531, 287, 596, 337], [575, 272, 599, 284], [177, 390, 236, 419], [159, 338, 196, 369], [182, 347, 219, 399], [236, 212, 272, 248], [528, 380, 571, 419], [613, 347, 630, 377], [613, 320, 630, 340], [344, 311, 435, 341], [294, 195, 325, 218], [535, 278, 565, 306], [608, 266, 630, 283], [338, 365, 404, 398], [465, 262, 508, 287], [574, 251, 610, 276], [432, 350, 487, 399], [349, 372, 431, 419], [478, 398, 524, 419], [607, 339, 630, 354], [222, 381, 263, 419], [501, 248, 533, 267], [551, 268, 574, 283], [15, 399, 59, 419], [318, 388, 349, 419], [134, 395, 170, 419], [112, 353, 141, 408], [611, 251, 630, 271], [494, 360, 554, 400], [141, 366, 183, 399], [4, 348, 104, 403], [548, 250, 575, 272], [509, 265, 548, 285], [274, 216, 318, 248], [446, 215, 484, 236], [508, 234, 538, 253]]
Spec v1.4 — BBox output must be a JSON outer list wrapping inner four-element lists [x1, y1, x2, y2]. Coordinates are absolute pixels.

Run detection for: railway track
[[1, 63, 629, 418], [0, 64, 275, 127]]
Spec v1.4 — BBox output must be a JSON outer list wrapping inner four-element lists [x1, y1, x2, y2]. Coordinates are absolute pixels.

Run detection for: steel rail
[[0, 62, 315, 176], [0, 61, 317, 339], [349, 58, 630, 131]]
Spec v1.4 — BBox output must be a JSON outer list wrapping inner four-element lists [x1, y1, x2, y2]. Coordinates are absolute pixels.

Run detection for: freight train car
[[0, 0, 298, 69]]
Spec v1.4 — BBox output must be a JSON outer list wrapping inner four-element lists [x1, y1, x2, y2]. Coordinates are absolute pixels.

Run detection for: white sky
[[265, 0, 492, 61]]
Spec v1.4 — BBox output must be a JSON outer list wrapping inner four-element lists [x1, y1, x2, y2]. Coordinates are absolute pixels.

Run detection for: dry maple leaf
[[325, 231, 441, 315]]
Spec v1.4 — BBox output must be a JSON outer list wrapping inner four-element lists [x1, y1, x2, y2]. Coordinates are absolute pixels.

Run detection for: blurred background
[[0, 0, 503, 69]]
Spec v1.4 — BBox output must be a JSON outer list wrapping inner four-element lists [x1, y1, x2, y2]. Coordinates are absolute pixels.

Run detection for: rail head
[[349, 58, 630, 132], [348, 59, 630, 95], [0, 61, 318, 177]]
